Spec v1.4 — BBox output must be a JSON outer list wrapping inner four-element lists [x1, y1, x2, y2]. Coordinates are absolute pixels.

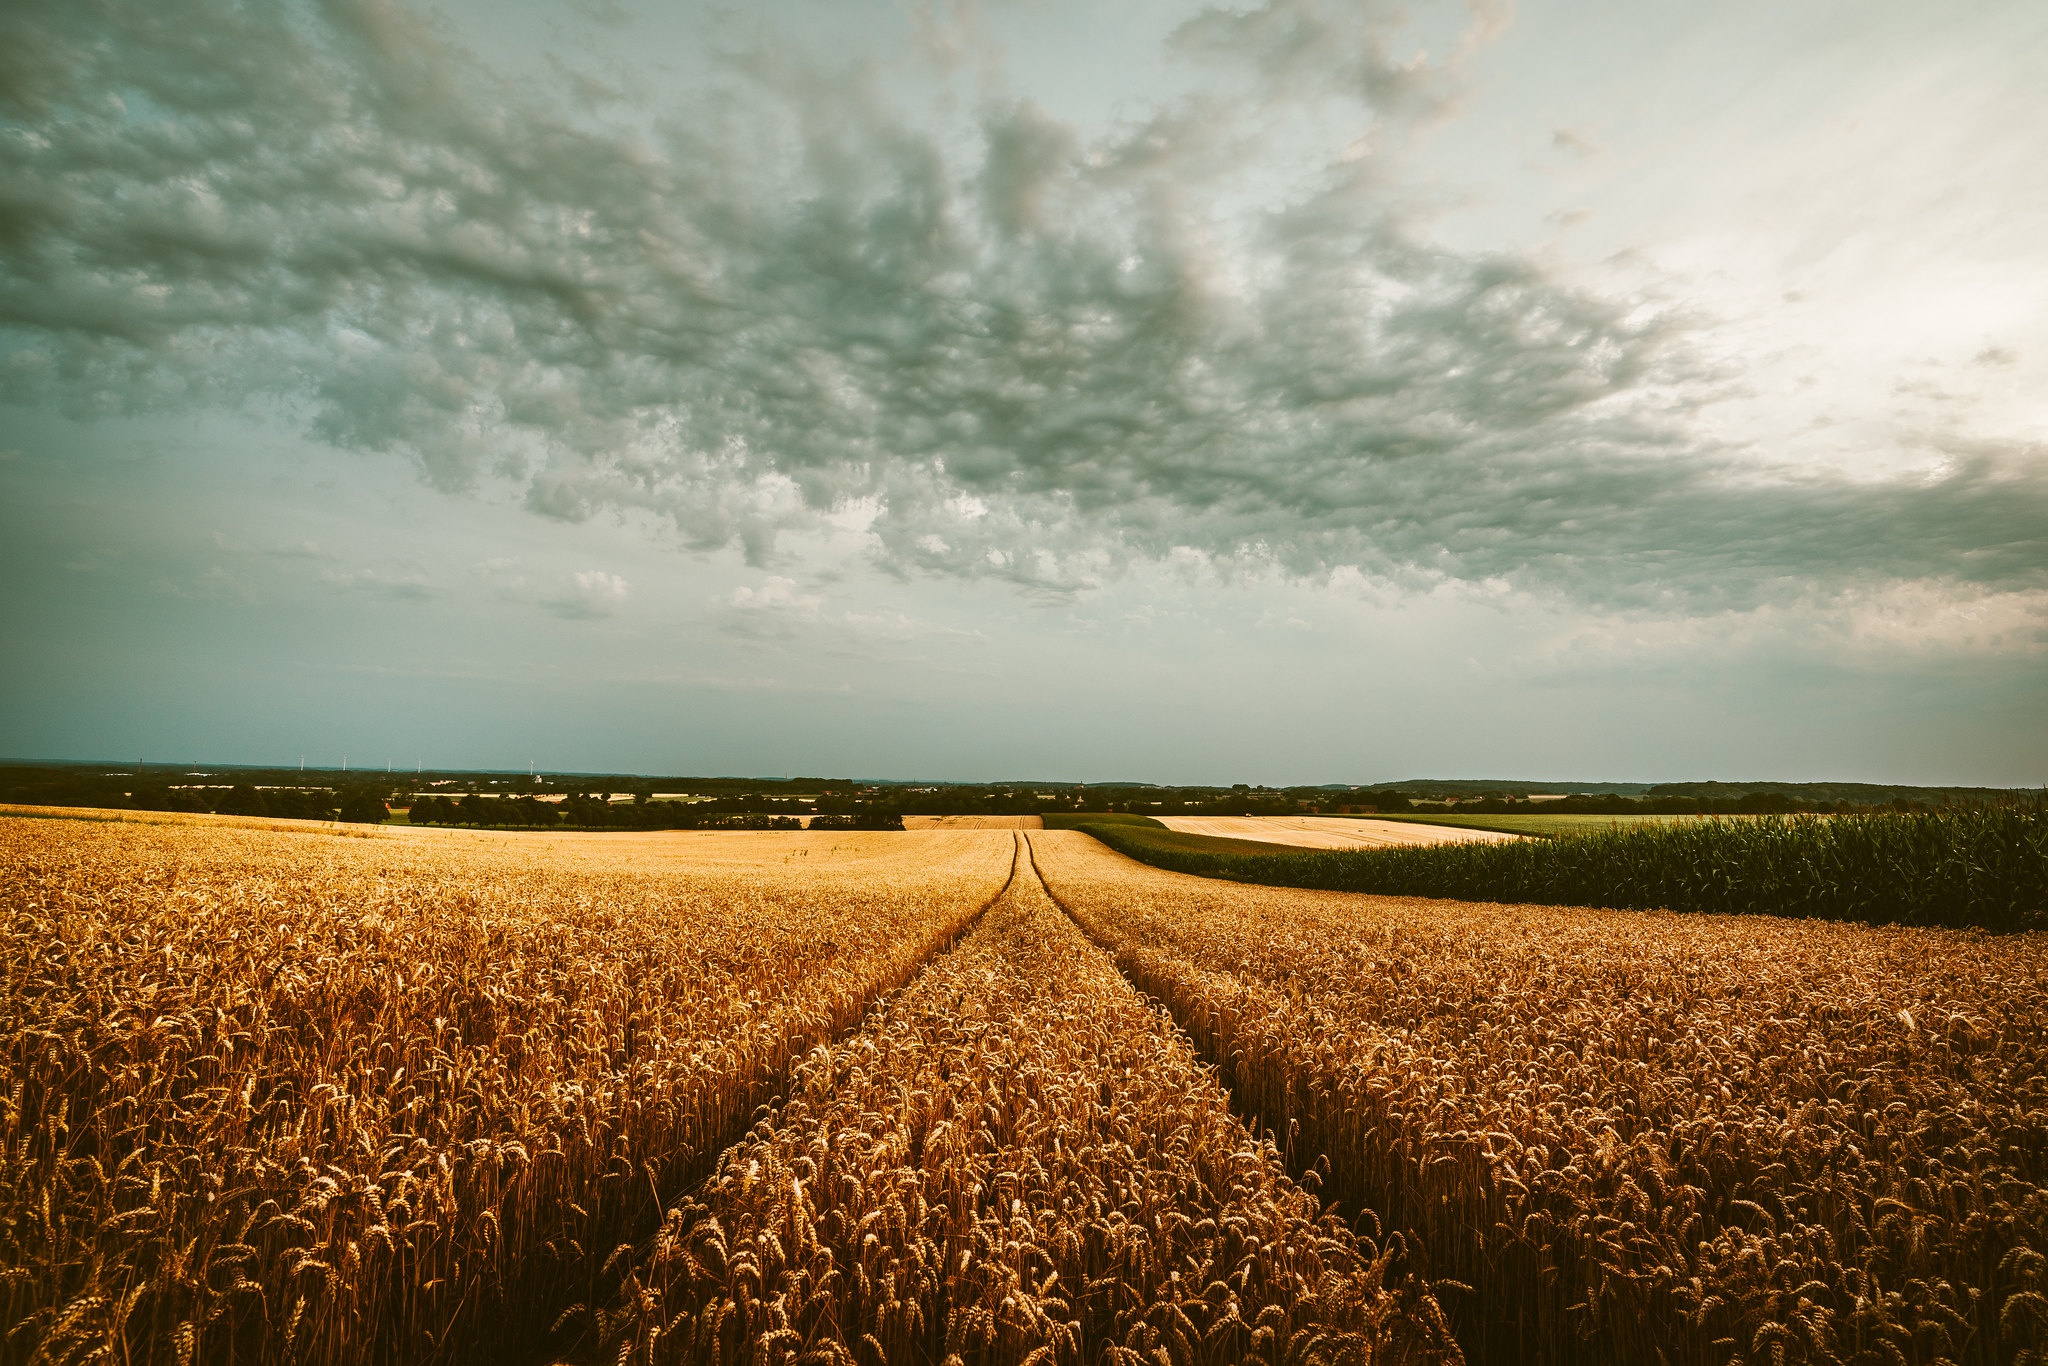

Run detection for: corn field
[[1075, 806, 2048, 930], [5, 815, 2044, 1366]]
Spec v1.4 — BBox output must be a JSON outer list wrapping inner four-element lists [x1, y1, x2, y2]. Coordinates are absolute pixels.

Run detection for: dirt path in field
[[901, 813, 1045, 828], [1156, 814, 1519, 848]]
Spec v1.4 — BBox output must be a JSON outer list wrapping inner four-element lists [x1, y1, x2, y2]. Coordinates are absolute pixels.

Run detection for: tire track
[[533, 834, 1022, 1364], [1021, 832, 1351, 1208], [564, 831, 1457, 1365]]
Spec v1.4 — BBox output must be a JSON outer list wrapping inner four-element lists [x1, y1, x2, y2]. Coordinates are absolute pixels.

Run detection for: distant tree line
[[0, 776, 388, 823], [7, 763, 2029, 827], [408, 794, 561, 827], [404, 794, 903, 830]]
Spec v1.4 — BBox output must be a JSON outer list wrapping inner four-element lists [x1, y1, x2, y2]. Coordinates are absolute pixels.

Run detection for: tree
[[218, 784, 268, 817], [339, 791, 389, 824]]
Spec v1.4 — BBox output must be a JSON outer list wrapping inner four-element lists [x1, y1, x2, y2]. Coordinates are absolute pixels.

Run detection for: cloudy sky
[[2, 0, 2044, 784]]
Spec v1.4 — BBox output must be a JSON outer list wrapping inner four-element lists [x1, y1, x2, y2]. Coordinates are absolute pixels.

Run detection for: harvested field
[[901, 815, 1046, 829], [1369, 812, 1706, 838], [1, 817, 1012, 1366], [1155, 815, 1516, 848], [1030, 829, 2048, 1366]]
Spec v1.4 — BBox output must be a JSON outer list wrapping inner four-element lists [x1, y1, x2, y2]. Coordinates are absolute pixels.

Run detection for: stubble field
[[4, 815, 2043, 1366], [1151, 818, 1517, 850]]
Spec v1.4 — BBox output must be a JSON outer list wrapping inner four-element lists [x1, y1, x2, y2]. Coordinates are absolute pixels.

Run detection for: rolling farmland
[[6, 5, 2037, 1366], [5, 811, 2044, 1366]]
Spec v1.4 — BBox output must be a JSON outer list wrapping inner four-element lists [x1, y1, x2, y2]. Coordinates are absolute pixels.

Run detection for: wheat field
[[5, 815, 2043, 1366], [578, 837, 1455, 1365], [1, 819, 1012, 1366]]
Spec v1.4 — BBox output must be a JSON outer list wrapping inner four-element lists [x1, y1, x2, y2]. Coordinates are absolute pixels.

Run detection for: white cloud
[[546, 568, 629, 619], [729, 575, 821, 617]]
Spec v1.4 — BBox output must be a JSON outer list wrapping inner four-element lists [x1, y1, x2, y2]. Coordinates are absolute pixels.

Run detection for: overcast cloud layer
[[1, 0, 2044, 781]]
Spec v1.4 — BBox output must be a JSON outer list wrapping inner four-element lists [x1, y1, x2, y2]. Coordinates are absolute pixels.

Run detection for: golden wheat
[[580, 836, 1458, 1366], [1030, 829, 2048, 1366], [11, 810, 2042, 1366], [1, 819, 1013, 1366]]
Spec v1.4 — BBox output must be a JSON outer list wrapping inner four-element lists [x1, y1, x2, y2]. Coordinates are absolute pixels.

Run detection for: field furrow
[[580, 838, 1459, 1366], [1, 821, 1015, 1366], [1029, 830, 2048, 1366]]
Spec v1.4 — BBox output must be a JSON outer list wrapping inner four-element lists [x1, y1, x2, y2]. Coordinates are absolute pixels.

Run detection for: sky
[[1, 0, 2044, 785]]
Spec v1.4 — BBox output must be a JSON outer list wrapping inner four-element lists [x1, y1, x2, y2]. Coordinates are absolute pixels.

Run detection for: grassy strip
[[1070, 806, 2048, 930], [1040, 811, 1165, 829]]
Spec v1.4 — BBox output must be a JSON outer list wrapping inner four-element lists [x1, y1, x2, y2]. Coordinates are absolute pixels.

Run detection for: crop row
[[1, 821, 1013, 1366], [1072, 805, 2048, 930], [1032, 830, 2048, 1366], [576, 842, 1458, 1366]]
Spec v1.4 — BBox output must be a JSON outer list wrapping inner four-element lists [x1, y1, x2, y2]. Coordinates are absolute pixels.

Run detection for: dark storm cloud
[[2, 0, 2041, 608]]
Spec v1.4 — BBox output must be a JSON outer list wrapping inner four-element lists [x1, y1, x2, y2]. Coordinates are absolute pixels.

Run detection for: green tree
[[218, 785, 268, 817], [338, 791, 389, 824]]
